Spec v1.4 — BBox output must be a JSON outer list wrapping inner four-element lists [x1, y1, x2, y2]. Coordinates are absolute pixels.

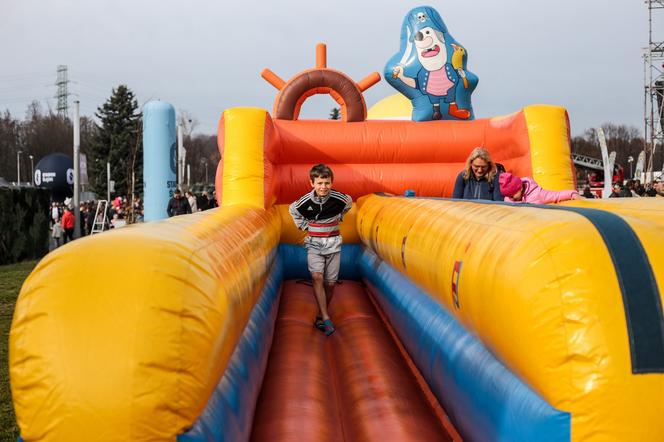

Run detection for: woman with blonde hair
[[452, 147, 503, 200]]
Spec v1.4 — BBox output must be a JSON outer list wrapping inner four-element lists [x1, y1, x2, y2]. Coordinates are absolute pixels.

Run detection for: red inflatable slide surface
[[251, 280, 460, 442]]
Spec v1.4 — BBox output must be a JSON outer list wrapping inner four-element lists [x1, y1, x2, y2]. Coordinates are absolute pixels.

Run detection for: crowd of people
[[166, 189, 217, 217], [167, 189, 217, 217], [50, 189, 218, 248], [50, 196, 141, 248], [606, 179, 664, 198]]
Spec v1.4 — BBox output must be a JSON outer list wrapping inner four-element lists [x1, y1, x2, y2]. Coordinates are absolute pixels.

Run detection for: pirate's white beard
[[419, 54, 445, 71]]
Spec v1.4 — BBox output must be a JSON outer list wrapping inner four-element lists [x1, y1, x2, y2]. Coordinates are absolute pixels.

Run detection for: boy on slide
[[289, 164, 353, 336]]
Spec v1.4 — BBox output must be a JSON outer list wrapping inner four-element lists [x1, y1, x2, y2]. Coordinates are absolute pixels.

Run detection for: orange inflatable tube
[[216, 109, 546, 206]]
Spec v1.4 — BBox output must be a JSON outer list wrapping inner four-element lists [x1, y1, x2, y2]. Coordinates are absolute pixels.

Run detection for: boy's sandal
[[323, 319, 335, 336], [314, 316, 326, 331]]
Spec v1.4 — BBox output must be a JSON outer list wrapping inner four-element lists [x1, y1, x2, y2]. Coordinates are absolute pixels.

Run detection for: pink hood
[[504, 177, 578, 204]]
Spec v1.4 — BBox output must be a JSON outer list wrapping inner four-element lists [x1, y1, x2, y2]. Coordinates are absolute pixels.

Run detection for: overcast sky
[[0, 0, 652, 136]]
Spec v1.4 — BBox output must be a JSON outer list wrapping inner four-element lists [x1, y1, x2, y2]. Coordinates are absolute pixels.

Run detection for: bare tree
[[571, 123, 646, 170], [0, 110, 21, 181], [177, 109, 199, 137], [183, 134, 219, 187], [0, 102, 98, 184]]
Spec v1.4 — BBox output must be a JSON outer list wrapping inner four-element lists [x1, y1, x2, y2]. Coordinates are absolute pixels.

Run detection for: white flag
[[80, 153, 89, 185], [598, 128, 612, 198], [635, 151, 645, 180]]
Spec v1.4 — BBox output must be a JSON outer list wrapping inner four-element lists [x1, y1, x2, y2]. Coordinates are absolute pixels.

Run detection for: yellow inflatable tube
[[357, 194, 664, 441], [10, 207, 280, 441]]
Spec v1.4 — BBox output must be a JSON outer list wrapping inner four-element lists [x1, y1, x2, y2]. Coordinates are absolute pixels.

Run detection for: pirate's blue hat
[[405, 6, 448, 40]]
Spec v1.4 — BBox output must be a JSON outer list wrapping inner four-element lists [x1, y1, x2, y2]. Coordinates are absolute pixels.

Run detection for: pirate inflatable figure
[[385, 6, 478, 122]]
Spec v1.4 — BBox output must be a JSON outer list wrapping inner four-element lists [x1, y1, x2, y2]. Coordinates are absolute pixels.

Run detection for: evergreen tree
[[329, 107, 341, 120], [89, 85, 142, 198]]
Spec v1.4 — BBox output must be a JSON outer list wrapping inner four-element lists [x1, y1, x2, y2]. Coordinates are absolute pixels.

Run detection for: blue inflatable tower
[[143, 101, 176, 221]]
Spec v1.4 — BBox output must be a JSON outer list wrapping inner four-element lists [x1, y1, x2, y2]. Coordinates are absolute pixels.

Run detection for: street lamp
[[201, 158, 208, 185], [29, 155, 34, 186], [627, 156, 634, 179], [16, 150, 22, 186]]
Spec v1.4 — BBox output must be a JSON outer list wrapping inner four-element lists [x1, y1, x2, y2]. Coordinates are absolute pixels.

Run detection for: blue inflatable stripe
[[279, 243, 362, 281], [177, 254, 283, 442], [360, 248, 570, 442]]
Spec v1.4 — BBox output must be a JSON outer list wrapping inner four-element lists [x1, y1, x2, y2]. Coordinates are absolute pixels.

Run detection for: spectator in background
[[51, 202, 60, 225], [132, 192, 142, 211], [110, 204, 127, 228], [79, 203, 87, 237], [654, 180, 664, 197], [61, 206, 75, 244], [198, 191, 210, 211], [588, 172, 601, 187], [620, 181, 635, 198], [111, 213, 127, 228], [167, 189, 191, 217], [644, 183, 657, 197], [128, 193, 144, 223], [609, 183, 623, 198], [112, 196, 122, 209], [51, 220, 62, 248], [582, 186, 595, 198], [86, 202, 96, 234], [624, 180, 640, 197], [634, 179, 646, 196], [186, 190, 198, 212], [208, 191, 218, 209]]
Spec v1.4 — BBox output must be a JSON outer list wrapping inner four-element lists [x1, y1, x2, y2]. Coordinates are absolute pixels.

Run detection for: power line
[[0, 72, 53, 81], [70, 79, 112, 94], [0, 96, 53, 104], [0, 81, 51, 92]]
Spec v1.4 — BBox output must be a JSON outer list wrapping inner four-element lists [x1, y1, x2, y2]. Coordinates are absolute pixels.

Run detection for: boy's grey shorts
[[307, 251, 341, 282]]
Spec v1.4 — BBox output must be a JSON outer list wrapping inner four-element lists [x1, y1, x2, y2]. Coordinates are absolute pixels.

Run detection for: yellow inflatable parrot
[[451, 43, 468, 89]]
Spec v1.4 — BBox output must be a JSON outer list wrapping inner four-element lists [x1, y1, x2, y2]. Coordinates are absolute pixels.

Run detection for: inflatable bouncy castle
[[9, 6, 664, 442]]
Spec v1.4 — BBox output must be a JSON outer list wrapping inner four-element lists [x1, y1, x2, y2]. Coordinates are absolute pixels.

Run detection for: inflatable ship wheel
[[262, 43, 381, 122]]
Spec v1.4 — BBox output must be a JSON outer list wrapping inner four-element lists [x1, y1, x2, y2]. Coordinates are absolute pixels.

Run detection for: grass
[[0, 260, 38, 442]]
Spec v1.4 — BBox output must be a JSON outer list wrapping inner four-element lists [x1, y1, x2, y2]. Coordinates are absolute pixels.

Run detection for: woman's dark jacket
[[452, 172, 503, 201]]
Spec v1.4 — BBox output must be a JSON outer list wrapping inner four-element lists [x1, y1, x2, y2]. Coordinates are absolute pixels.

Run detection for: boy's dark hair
[[309, 164, 334, 182]]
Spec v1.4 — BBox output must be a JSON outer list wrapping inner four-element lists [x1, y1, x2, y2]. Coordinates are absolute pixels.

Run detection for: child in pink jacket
[[499, 172, 580, 204]]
